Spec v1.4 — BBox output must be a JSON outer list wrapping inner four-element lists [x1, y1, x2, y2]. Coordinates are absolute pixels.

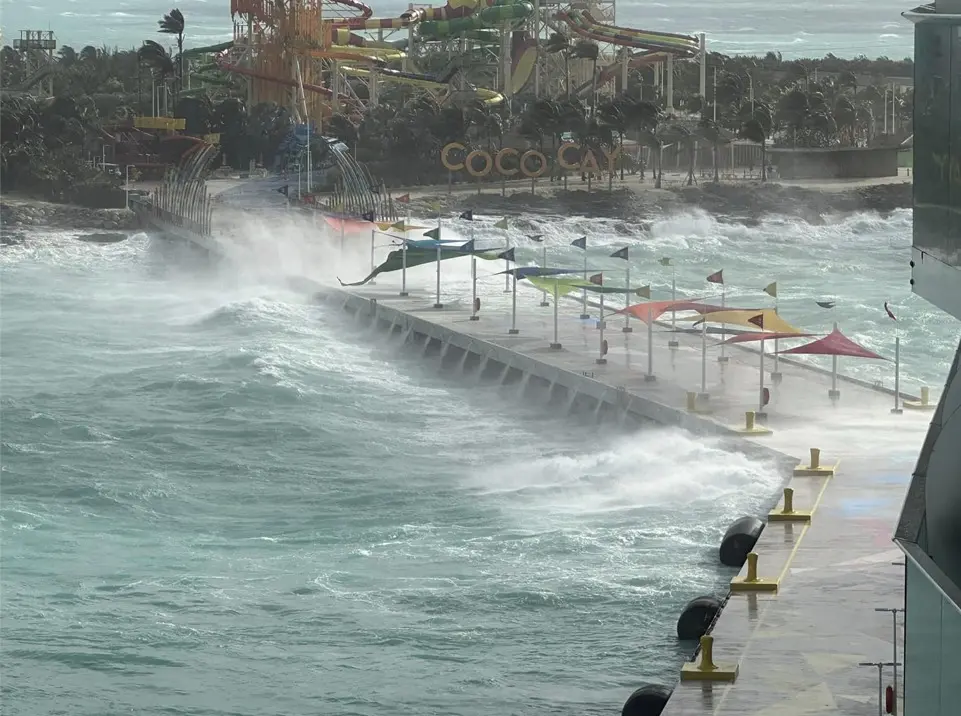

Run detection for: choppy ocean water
[[2, 0, 913, 60], [1, 207, 956, 715]]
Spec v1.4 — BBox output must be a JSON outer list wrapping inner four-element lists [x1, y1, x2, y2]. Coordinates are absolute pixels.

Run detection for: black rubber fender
[[676, 595, 723, 641], [719, 515, 765, 567], [622, 684, 672, 716]]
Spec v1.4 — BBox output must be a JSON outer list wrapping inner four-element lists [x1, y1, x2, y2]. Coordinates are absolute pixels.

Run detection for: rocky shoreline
[[1, 196, 141, 233]]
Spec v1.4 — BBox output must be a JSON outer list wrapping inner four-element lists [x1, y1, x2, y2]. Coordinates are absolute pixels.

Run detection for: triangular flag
[[571, 236, 587, 250], [610, 246, 629, 260], [707, 269, 724, 284], [816, 300, 836, 309], [748, 313, 764, 329], [763, 281, 777, 298], [884, 302, 897, 321], [361, 210, 375, 222], [277, 185, 289, 196], [527, 234, 544, 242], [459, 210, 473, 221], [461, 239, 475, 253], [658, 257, 672, 266], [395, 193, 410, 204], [635, 285, 651, 298], [494, 217, 509, 230], [390, 220, 406, 232], [376, 222, 394, 232], [589, 273, 603, 285], [424, 227, 440, 240], [497, 247, 515, 262]]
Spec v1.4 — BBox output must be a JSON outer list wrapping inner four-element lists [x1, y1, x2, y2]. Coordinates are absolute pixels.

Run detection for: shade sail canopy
[[502, 267, 581, 279], [338, 245, 491, 286], [324, 217, 369, 232], [527, 276, 651, 297], [776, 328, 886, 360], [684, 309, 803, 334], [618, 299, 707, 324], [722, 331, 815, 345]]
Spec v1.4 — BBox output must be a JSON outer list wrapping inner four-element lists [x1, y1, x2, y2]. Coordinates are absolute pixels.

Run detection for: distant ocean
[[2, 0, 914, 60]]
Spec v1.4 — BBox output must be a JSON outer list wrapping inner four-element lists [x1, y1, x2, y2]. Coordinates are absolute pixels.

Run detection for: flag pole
[[597, 291, 607, 364], [433, 219, 443, 309], [829, 321, 840, 400], [400, 210, 410, 297], [771, 295, 782, 382], [469, 223, 478, 320], [509, 269, 519, 334], [622, 263, 633, 333], [550, 281, 562, 349], [668, 263, 678, 349], [645, 307, 656, 381], [580, 250, 589, 319], [369, 228, 377, 284], [758, 337, 767, 417], [540, 244, 549, 307], [700, 317, 708, 398], [503, 224, 511, 293], [892, 311, 902, 414], [717, 286, 728, 362]]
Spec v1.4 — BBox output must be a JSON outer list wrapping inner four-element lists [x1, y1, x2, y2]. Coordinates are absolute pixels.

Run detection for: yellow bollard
[[680, 634, 738, 682], [904, 386, 936, 411], [794, 447, 837, 477], [731, 551, 779, 592], [734, 410, 772, 436], [769, 486, 812, 522]]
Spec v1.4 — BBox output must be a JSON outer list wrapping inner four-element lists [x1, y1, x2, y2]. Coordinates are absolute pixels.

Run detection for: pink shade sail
[[776, 328, 886, 360], [722, 331, 816, 345]]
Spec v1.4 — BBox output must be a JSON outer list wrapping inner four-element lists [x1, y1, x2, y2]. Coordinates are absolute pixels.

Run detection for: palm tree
[[137, 40, 175, 115], [544, 32, 570, 98], [623, 99, 662, 183], [597, 96, 629, 179], [739, 118, 768, 180], [698, 117, 723, 183], [158, 9, 185, 106]]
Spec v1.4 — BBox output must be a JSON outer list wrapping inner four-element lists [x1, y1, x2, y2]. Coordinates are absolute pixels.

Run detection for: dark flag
[[424, 227, 441, 240], [571, 236, 587, 250], [277, 185, 289, 196], [459, 210, 474, 221], [748, 314, 764, 329], [589, 273, 603, 285], [460, 239, 475, 253], [396, 193, 410, 204], [361, 210, 375, 222], [884, 302, 897, 321], [707, 269, 724, 284], [497, 247, 515, 263], [816, 300, 836, 309], [527, 234, 544, 242], [610, 246, 629, 260]]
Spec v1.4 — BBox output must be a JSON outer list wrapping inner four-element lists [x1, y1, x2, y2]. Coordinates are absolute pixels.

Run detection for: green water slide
[[419, 0, 533, 41], [182, 41, 235, 58]]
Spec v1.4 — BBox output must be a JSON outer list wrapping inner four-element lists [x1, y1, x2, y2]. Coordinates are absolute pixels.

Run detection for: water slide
[[182, 41, 235, 58], [342, 66, 504, 105], [573, 50, 669, 97], [417, 0, 533, 39], [556, 10, 698, 56]]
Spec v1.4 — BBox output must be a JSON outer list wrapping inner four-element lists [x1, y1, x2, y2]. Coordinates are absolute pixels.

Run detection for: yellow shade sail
[[682, 309, 803, 334]]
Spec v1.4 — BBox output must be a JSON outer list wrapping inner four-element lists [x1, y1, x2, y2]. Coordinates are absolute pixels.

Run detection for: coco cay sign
[[441, 142, 620, 178]]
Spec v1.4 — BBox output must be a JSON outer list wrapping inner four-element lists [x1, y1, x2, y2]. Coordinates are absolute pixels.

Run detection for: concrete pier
[[322, 281, 933, 715]]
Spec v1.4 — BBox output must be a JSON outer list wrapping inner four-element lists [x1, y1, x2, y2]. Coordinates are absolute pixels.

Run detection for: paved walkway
[[342, 280, 935, 716]]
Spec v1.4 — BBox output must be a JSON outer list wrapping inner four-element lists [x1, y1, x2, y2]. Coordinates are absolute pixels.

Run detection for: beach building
[[897, 2, 961, 714]]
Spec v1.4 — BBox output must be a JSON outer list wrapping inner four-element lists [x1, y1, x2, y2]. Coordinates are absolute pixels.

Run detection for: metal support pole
[[550, 282, 561, 349], [645, 312, 655, 381], [622, 264, 632, 333], [668, 267, 679, 348], [874, 608, 903, 714], [433, 239, 443, 309], [540, 245, 549, 307], [400, 234, 409, 297], [772, 297, 782, 381], [597, 292, 607, 364], [892, 336, 902, 414], [469, 254, 479, 321], [718, 289, 728, 362], [580, 251, 589, 319], [503, 233, 511, 292], [759, 339, 767, 417], [700, 318, 708, 398], [369, 229, 376, 284], [509, 271, 519, 334], [859, 662, 899, 716]]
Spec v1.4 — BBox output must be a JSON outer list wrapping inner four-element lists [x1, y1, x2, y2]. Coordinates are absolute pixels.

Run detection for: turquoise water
[[1, 0, 912, 59], [2, 208, 956, 714], [2, 225, 789, 715]]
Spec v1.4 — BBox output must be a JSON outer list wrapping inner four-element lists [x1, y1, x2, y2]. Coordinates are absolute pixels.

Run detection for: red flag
[[748, 313, 764, 329], [884, 302, 897, 321], [707, 270, 724, 284], [589, 273, 603, 285], [396, 193, 410, 204]]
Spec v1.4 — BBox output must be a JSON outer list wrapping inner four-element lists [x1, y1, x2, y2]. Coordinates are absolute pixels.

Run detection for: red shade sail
[[722, 331, 815, 345], [776, 328, 886, 360], [619, 299, 708, 324], [324, 216, 369, 232]]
